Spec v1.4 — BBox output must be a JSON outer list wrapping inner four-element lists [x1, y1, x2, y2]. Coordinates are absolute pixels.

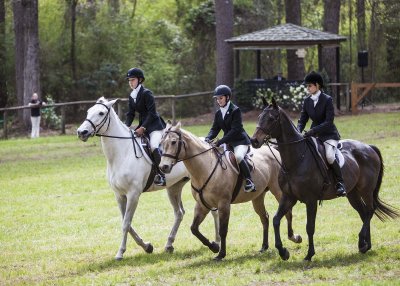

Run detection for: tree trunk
[[12, 0, 25, 113], [0, 0, 7, 108], [70, 0, 78, 84], [215, 0, 234, 87], [385, 1, 400, 82], [357, 0, 366, 50], [285, 0, 305, 80], [321, 0, 341, 83], [22, 0, 40, 126]]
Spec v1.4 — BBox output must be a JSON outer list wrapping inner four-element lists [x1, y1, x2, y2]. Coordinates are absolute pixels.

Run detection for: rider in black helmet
[[125, 67, 166, 186], [297, 71, 347, 197], [205, 85, 256, 192]]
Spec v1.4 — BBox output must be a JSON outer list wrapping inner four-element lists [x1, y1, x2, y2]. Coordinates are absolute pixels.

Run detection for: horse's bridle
[[85, 102, 112, 137], [161, 129, 214, 164]]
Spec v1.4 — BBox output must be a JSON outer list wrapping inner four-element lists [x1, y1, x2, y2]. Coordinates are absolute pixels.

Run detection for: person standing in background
[[29, 93, 45, 138]]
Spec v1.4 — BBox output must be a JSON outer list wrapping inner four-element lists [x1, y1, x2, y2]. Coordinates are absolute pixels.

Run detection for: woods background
[[0, 0, 399, 126]]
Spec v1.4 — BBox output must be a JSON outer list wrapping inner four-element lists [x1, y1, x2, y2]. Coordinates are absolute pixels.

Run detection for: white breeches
[[324, 139, 338, 164], [233, 144, 249, 163], [31, 116, 41, 138], [149, 130, 163, 151]]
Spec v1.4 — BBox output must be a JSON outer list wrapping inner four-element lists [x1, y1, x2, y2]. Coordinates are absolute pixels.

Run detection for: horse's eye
[[99, 112, 104, 116], [171, 140, 177, 145]]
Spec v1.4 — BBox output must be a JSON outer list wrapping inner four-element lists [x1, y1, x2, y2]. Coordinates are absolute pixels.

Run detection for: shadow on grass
[[70, 245, 377, 279]]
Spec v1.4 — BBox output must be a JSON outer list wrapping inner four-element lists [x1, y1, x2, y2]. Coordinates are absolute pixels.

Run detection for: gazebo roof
[[226, 23, 347, 50]]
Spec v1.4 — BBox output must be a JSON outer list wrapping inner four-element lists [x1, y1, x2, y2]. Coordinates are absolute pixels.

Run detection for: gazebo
[[226, 23, 347, 81]]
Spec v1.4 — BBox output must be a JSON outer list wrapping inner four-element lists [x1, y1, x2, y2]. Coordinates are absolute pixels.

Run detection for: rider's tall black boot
[[239, 160, 256, 193], [331, 160, 347, 197], [152, 148, 166, 186]]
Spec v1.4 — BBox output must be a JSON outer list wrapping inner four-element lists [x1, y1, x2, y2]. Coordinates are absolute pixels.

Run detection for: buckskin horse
[[77, 97, 221, 260], [250, 98, 399, 261], [159, 122, 302, 261]]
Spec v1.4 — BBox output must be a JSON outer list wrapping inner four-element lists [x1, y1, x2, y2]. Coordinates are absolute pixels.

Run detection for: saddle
[[136, 135, 159, 192], [222, 144, 254, 174], [307, 137, 345, 189], [222, 143, 254, 202]]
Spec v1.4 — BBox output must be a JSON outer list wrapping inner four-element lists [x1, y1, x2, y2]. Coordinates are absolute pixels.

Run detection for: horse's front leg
[[251, 194, 269, 252], [214, 200, 231, 261], [115, 191, 151, 260], [164, 183, 186, 253], [273, 194, 297, 260], [190, 202, 219, 254], [304, 201, 318, 261]]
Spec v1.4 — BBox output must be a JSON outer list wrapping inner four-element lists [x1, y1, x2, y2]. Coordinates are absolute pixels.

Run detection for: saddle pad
[[311, 138, 345, 168]]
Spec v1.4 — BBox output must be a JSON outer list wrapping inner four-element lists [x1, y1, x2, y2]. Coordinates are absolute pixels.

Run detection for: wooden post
[[351, 82, 358, 115], [171, 96, 176, 125], [3, 111, 7, 139], [60, 106, 66, 134], [117, 101, 123, 119]]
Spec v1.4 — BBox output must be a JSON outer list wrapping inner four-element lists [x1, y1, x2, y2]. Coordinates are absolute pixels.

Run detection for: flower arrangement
[[252, 84, 307, 111]]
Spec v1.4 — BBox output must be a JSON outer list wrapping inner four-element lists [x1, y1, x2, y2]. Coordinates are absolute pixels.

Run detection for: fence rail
[[0, 91, 214, 139]]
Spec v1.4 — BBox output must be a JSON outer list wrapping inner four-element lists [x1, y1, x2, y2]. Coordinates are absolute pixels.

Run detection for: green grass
[[1, 112, 399, 285]]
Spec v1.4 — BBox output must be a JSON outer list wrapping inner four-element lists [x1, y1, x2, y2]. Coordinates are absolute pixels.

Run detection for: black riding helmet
[[126, 68, 145, 83], [213, 85, 232, 98], [304, 71, 324, 88]]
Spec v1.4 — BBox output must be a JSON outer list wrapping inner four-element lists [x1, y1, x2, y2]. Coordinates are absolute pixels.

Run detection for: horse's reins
[[162, 129, 226, 211], [84, 102, 144, 159]]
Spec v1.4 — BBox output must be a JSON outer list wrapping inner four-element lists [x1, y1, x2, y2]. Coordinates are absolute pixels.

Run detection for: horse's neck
[[181, 131, 218, 180], [100, 110, 136, 164], [277, 111, 306, 167]]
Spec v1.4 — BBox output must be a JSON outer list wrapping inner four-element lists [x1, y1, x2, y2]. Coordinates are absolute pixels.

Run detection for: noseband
[[161, 129, 186, 163], [85, 102, 111, 136]]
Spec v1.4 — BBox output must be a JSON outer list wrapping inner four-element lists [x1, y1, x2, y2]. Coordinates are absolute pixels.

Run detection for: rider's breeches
[[234, 145, 249, 163], [149, 130, 163, 151], [324, 139, 338, 165]]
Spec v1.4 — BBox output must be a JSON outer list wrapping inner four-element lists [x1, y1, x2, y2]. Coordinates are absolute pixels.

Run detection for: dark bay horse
[[159, 122, 302, 260], [250, 99, 399, 261]]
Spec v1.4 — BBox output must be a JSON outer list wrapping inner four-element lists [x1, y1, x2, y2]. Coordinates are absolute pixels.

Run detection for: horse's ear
[[271, 97, 278, 109], [97, 96, 106, 103], [262, 97, 268, 107], [109, 98, 119, 107], [175, 121, 182, 130], [167, 119, 172, 124]]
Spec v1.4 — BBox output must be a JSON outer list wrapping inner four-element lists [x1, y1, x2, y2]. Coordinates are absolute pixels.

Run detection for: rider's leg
[[324, 140, 346, 197], [150, 130, 166, 186], [234, 145, 255, 192]]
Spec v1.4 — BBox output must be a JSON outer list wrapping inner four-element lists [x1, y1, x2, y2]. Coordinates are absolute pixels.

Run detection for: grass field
[[0, 112, 399, 285]]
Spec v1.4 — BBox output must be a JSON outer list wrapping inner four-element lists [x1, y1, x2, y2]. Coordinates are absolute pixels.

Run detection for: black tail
[[370, 145, 400, 221]]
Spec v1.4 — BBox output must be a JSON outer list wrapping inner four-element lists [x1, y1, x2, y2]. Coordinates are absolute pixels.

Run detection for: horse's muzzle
[[77, 129, 90, 142]]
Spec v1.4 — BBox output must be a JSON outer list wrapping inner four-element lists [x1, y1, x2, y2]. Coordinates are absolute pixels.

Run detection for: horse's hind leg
[[252, 194, 269, 252], [304, 201, 318, 261], [165, 182, 186, 253], [190, 202, 219, 254], [347, 190, 373, 253], [211, 210, 221, 245]]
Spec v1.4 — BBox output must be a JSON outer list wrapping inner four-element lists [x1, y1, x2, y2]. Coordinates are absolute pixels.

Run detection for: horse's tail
[[370, 144, 400, 221]]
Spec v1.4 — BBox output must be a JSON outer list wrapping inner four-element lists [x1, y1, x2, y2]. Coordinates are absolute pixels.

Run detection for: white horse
[[77, 97, 220, 260]]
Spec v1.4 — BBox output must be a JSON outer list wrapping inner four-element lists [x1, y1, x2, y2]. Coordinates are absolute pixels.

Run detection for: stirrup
[[244, 179, 256, 193], [154, 174, 166, 186]]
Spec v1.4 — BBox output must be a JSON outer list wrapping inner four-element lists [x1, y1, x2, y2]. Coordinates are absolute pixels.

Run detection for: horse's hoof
[[289, 234, 302, 244], [359, 243, 369, 254], [279, 248, 290, 260], [210, 242, 220, 253], [213, 254, 225, 261], [115, 256, 123, 261], [145, 243, 154, 254], [165, 246, 174, 253], [304, 251, 314, 261], [259, 245, 269, 253]]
